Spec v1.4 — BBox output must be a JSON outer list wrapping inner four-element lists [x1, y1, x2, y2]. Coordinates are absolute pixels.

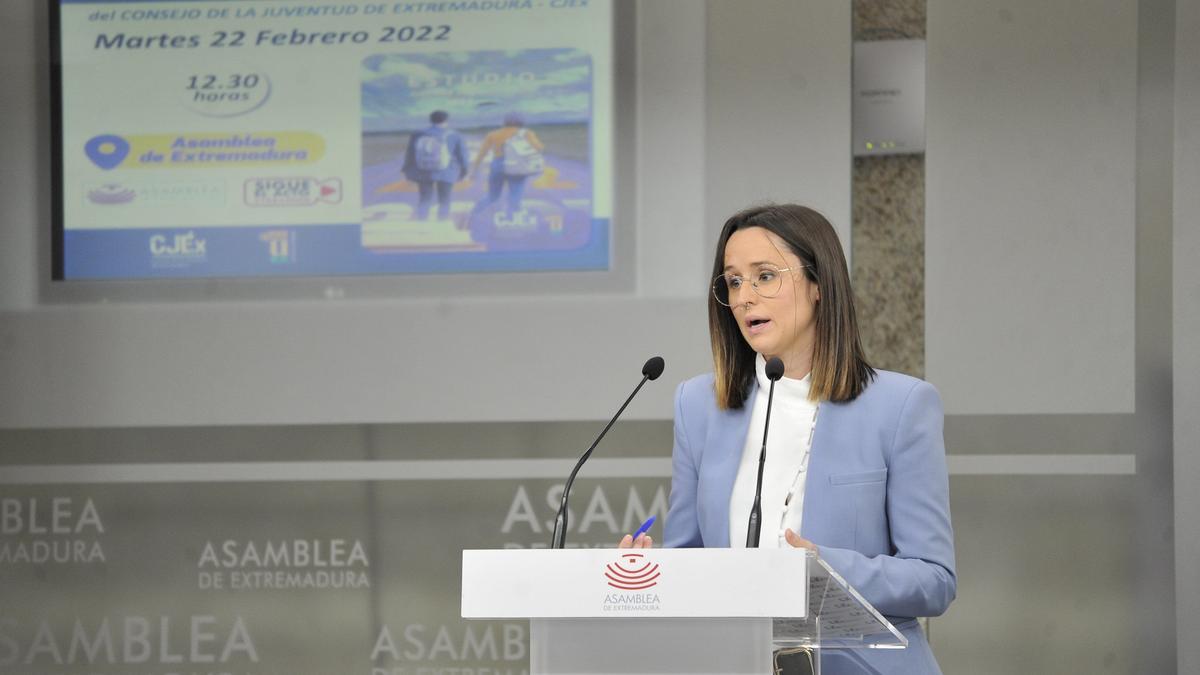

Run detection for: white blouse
[[728, 354, 820, 548]]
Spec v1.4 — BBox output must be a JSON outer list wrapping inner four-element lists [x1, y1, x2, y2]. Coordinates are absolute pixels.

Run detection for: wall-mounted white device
[[853, 39, 926, 156]]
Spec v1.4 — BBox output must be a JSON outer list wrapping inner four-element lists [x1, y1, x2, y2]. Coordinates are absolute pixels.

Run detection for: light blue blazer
[[664, 370, 956, 675]]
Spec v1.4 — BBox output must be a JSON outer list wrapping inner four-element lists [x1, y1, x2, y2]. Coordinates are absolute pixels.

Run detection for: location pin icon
[[84, 135, 131, 170]]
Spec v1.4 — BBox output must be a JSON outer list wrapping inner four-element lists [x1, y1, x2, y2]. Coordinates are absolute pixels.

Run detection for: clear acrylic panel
[[773, 550, 908, 650]]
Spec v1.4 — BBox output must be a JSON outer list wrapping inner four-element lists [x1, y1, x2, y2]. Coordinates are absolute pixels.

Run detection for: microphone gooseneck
[[746, 356, 785, 548], [551, 356, 666, 548]]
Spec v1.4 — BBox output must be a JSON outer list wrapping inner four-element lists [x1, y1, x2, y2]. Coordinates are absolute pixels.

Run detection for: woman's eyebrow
[[724, 260, 780, 272]]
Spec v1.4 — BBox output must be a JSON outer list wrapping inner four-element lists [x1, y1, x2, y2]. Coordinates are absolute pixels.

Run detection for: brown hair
[[708, 204, 874, 408]]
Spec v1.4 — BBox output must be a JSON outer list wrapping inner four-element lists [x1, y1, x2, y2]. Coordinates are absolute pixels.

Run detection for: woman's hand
[[617, 533, 653, 549], [784, 528, 817, 552]]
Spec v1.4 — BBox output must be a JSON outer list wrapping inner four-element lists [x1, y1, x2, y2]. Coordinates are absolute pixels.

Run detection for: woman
[[621, 204, 955, 674]]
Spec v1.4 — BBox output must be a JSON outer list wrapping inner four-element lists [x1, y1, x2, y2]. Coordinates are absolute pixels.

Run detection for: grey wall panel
[[636, 1, 707, 297], [0, 0, 40, 309], [1130, 1, 1178, 670], [0, 298, 711, 427], [0, 421, 677, 675], [705, 0, 852, 258], [0, 422, 1148, 675], [925, 0, 1137, 414], [935, 476, 1137, 675], [1175, 0, 1200, 671], [0, 1, 852, 428]]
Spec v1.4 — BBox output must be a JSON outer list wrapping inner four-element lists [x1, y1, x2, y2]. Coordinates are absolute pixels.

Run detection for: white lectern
[[462, 548, 905, 675]]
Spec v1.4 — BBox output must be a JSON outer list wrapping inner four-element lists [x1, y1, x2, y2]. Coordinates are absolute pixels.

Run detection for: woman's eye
[[758, 271, 776, 282], [727, 276, 743, 289]]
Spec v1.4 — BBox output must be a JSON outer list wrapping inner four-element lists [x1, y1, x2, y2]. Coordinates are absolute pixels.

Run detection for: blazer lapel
[[800, 398, 845, 543], [701, 384, 756, 548]]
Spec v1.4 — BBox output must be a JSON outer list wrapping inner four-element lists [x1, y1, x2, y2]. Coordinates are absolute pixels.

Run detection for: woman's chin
[[745, 336, 774, 355]]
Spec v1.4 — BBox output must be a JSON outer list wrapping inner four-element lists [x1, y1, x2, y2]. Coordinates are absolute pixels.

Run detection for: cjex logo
[[604, 553, 660, 591], [149, 231, 207, 269]]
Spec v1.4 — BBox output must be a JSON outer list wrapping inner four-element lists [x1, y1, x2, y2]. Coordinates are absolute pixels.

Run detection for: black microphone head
[[765, 357, 786, 381], [642, 356, 666, 380]]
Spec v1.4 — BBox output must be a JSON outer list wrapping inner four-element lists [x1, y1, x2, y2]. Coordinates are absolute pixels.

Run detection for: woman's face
[[721, 227, 819, 367]]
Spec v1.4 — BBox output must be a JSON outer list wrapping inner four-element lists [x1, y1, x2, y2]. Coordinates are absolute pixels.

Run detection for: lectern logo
[[602, 553, 661, 612], [604, 553, 660, 590]]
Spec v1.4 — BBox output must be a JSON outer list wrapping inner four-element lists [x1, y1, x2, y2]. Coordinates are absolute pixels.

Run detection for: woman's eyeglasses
[[712, 265, 805, 307]]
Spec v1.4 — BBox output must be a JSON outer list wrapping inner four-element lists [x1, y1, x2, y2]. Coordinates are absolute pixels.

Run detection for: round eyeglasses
[[712, 265, 804, 307]]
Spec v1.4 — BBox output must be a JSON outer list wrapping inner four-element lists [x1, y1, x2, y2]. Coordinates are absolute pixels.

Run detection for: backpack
[[414, 132, 451, 172], [502, 129, 544, 176]]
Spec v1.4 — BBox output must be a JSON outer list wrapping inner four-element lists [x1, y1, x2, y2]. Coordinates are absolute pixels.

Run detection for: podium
[[462, 548, 905, 675]]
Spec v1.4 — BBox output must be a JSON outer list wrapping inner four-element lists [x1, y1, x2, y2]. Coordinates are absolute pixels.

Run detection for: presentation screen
[[51, 0, 613, 280]]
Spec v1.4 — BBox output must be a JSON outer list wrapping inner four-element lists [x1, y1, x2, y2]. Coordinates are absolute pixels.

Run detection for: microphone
[[746, 356, 785, 548], [550, 356, 665, 548]]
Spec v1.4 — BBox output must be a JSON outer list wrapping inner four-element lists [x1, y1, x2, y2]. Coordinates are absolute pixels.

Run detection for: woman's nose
[[728, 286, 752, 307]]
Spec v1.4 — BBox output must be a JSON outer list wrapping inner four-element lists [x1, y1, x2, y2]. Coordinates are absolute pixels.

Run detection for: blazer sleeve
[[664, 381, 703, 548], [816, 381, 957, 618]]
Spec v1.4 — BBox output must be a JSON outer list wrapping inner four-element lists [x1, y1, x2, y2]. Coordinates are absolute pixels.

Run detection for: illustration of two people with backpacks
[[401, 110, 470, 221], [402, 109, 546, 236]]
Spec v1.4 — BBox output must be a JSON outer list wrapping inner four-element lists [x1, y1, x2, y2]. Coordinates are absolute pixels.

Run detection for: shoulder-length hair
[[709, 204, 875, 408]]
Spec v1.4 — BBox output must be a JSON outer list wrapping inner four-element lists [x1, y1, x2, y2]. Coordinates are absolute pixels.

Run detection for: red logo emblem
[[317, 178, 342, 203], [605, 553, 660, 590]]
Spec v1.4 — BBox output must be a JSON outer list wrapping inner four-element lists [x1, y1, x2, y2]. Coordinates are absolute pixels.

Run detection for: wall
[[925, 1, 1176, 672], [705, 0, 851, 263], [1, 0, 1194, 672], [0, 1, 853, 429], [0, 7, 854, 673], [1174, 0, 1199, 671], [926, 0, 1137, 415]]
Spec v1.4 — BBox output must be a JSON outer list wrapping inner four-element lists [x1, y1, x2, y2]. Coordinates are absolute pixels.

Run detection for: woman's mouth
[[746, 318, 771, 336]]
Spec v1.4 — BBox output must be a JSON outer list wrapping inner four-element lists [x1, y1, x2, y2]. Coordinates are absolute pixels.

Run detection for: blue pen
[[632, 515, 656, 540]]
